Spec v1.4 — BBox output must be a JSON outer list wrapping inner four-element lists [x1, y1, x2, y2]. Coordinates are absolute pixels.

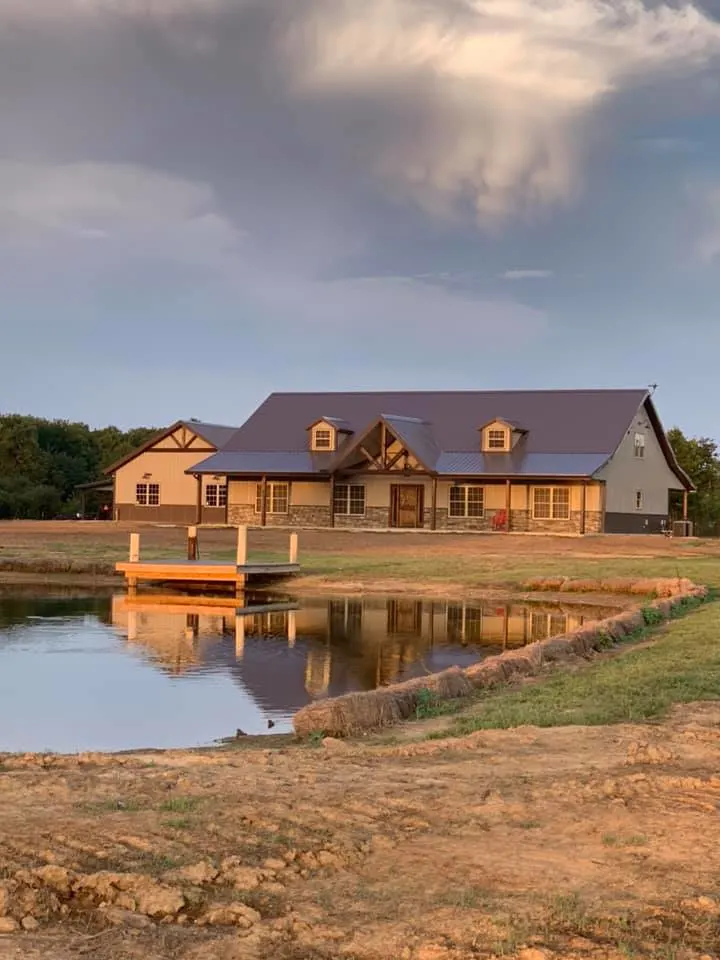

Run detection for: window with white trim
[[532, 487, 570, 520], [333, 484, 365, 516], [633, 433, 645, 458], [136, 483, 160, 506], [449, 485, 485, 518], [312, 426, 334, 451], [255, 482, 289, 515], [635, 490, 644, 511], [205, 484, 227, 508], [486, 428, 509, 451]]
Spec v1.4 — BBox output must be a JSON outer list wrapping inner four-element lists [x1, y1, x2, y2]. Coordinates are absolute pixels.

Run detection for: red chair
[[492, 510, 508, 531]]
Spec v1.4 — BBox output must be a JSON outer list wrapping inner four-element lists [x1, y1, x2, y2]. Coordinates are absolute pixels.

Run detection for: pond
[[0, 591, 619, 753]]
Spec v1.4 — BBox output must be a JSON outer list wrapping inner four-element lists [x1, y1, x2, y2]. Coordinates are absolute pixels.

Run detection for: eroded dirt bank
[[1, 705, 720, 959]]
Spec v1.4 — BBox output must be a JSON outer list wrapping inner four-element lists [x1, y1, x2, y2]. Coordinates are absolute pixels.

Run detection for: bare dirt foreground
[[2, 706, 720, 960]]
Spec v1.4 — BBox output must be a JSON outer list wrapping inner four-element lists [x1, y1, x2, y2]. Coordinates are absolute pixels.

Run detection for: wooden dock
[[115, 526, 300, 592]]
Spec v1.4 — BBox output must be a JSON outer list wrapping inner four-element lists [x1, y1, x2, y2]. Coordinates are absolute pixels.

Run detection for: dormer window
[[307, 417, 353, 452], [480, 418, 525, 453], [487, 428, 508, 450], [313, 427, 333, 450]]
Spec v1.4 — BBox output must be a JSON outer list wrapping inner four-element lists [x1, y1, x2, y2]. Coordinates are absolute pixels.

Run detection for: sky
[[2, 0, 720, 438]]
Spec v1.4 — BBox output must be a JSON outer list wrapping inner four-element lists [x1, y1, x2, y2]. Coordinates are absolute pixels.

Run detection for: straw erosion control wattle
[[293, 577, 709, 738]]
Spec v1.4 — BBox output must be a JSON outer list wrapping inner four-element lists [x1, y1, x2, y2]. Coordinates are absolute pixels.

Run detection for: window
[[333, 484, 365, 516], [312, 426, 334, 451], [635, 490, 644, 511], [449, 485, 484, 518], [447, 603, 483, 643], [255, 482, 289, 515], [205, 484, 227, 508], [532, 487, 570, 520], [486, 428, 508, 450], [634, 433, 645, 458], [135, 483, 160, 506]]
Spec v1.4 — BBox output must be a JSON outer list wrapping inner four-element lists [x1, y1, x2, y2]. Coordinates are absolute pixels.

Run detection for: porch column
[[505, 480, 512, 532], [260, 475, 268, 527], [431, 476, 438, 531], [580, 481, 587, 535], [194, 474, 202, 525], [682, 490, 689, 522], [329, 474, 336, 528]]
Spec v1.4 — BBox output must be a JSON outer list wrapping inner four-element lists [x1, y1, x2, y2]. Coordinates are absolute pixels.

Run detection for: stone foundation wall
[[335, 508, 388, 530], [227, 501, 605, 534]]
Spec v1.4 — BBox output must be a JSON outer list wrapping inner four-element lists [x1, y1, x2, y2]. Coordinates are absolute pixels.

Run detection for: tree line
[[0, 415, 718, 531], [0, 414, 157, 519]]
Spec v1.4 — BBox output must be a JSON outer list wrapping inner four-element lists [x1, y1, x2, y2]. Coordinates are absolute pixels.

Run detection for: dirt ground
[[2, 705, 720, 960]]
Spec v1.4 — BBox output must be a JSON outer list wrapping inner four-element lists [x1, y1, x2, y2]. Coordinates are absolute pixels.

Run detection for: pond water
[[0, 592, 618, 753]]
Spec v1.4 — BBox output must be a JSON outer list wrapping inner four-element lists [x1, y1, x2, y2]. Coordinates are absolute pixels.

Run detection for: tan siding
[[595, 403, 679, 515], [292, 482, 330, 507], [228, 480, 256, 507], [364, 476, 430, 508]]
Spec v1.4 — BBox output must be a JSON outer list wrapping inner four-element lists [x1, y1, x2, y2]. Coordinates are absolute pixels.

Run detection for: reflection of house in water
[[111, 594, 615, 716]]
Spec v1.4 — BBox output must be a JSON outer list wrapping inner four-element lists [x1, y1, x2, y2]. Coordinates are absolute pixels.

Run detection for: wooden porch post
[[580, 481, 587, 535], [329, 474, 336, 528], [505, 480, 512, 532], [682, 490, 689, 522], [260, 475, 268, 527], [431, 476, 438, 531], [194, 474, 202, 525], [380, 422, 387, 467]]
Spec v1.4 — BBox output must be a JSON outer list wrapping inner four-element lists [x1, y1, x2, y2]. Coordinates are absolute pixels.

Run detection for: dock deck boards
[[116, 560, 300, 584]]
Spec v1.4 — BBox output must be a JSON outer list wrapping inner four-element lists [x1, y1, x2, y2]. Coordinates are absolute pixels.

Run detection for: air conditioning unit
[[672, 520, 694, 538]]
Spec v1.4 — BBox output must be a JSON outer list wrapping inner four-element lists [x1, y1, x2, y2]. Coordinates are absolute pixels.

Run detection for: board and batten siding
[[597, 406, 682, 532]]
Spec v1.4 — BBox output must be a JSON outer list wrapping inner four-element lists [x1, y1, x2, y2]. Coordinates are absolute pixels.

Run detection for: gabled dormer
[[479, 418, 526, 453], [307, 417, 353, 453]]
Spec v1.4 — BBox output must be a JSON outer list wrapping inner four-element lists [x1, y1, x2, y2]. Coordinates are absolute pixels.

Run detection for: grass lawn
[[4, 522, 720, 590], [436, 597, 720, 736]]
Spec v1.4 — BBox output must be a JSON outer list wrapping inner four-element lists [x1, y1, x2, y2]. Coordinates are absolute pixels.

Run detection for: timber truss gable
[[330, 416, 436, 475]]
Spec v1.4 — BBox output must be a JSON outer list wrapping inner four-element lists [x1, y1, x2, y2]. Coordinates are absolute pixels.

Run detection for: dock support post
[[187, 526, 198, 561], [128, 533, 140, 592], [129, 533, 140, 562], [236, 525, 248, 565], [289, 532, 298, 565], [288, 610, 297, 648], [236, 526, 248, 596], [234, 614, 245, 659]]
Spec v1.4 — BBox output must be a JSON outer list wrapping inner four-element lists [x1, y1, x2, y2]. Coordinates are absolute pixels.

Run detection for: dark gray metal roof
[[435, 452, 611, 477], [181, 421, 237, 449], [380, 415, 442, 471], [190, 451, 333, 475], [185, 389, 690, 487]]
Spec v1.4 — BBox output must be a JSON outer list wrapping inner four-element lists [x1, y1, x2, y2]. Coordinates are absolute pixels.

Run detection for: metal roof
[[221, 390, 649, 455], [182, 421, 237, 449], [189, 451, 333, 476], [435, 452, 611, 477], [185, 389, 692, 488]]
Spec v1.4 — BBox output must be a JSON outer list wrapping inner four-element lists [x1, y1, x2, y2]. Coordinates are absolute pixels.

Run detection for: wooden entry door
[[390, 485, 424, 529]]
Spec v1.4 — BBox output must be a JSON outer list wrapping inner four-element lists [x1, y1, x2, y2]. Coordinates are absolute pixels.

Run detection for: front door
[[390, 485, 424, 529]]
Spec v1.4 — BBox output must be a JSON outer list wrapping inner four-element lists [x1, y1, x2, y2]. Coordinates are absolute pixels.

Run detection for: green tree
[[0, 414, 158, 519], [667, 427, 720, 535]]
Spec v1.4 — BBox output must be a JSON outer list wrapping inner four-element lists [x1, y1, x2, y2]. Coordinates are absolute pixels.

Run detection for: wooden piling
[[129, 533, 140, 563], [235, 614, 245, 659], [289, 532, 299, 565], [187, 526, 198, 561], [288, 610, 297, 648]]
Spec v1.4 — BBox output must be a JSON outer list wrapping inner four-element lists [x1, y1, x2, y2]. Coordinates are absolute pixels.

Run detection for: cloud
[[2, 0, 720, 228], [501, 269, 554, 280], [0, 161, 245, 269]]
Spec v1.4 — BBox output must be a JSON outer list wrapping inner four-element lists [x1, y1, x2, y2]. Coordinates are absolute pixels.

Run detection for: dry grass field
[[1, 521, 720, 592]]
